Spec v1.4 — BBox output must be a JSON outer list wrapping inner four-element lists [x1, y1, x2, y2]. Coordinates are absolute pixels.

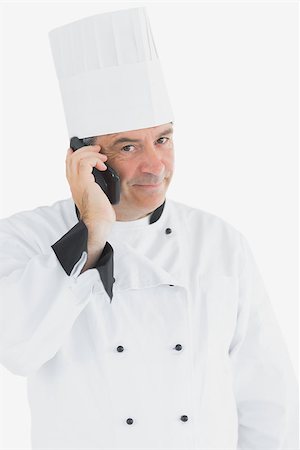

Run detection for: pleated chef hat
[[48, 7, 174, 139]]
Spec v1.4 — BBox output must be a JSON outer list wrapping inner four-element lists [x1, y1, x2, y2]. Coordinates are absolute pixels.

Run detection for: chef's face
[[95, 122, 174, 221]]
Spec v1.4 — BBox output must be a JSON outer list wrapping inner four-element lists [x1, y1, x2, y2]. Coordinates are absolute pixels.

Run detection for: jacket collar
[[73, 199, 187, 291], [74, 201, 165, 224]]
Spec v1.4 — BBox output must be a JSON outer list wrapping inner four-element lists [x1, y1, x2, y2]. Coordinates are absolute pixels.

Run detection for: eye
[[121, 145, 135, 153], [156, 137, 169, 144]]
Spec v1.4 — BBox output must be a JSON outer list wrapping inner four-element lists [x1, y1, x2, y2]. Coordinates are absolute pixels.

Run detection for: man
[[0, 7, 298, 450], [67, 122, 174, 278]]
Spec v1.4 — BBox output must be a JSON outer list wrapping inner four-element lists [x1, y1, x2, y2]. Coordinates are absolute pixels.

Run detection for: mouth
[[134, 181, 164, 190]]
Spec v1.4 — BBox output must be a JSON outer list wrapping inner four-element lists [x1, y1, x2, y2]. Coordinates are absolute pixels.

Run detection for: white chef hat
[[48, 7, 174, 139]]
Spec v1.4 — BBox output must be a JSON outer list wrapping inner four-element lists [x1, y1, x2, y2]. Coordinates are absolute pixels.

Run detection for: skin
[[94, 122, 174, 221]]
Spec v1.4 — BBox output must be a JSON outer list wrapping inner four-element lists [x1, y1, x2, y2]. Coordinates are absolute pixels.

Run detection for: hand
[[65, 144, 116, 230]]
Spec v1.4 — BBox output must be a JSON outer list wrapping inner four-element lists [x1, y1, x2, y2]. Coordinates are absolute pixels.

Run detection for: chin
[[140, 191, 166, 209]]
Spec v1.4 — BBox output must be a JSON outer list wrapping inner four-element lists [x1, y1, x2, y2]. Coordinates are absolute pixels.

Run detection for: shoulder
[[166, 198, 250, 275], [0, 197, 77, 248], [166, 197, 245, 242]]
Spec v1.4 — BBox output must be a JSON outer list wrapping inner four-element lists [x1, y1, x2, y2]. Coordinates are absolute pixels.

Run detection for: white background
[[0, 1, 298, 448]]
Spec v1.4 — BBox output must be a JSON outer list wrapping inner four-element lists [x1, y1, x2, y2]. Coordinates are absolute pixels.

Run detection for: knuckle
[[78, 159, 87, 167]]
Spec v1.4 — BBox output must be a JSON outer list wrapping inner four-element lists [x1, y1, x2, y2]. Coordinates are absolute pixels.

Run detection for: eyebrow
[[110, 127, 173, 146]]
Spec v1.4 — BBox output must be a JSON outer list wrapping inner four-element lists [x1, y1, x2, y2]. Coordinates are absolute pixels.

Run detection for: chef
[[0, 7, 298, 450]]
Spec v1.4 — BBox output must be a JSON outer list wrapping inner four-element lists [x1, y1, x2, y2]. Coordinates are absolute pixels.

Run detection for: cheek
[[109, 159, 136, 183], [164, 150, 175, 169]]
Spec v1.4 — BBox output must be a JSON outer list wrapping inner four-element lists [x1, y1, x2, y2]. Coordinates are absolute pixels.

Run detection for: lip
[[135, 181, 163, 189]]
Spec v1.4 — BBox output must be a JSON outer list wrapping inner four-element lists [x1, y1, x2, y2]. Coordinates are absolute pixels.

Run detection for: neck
[[113, 200, 165, 222], [114, 208, 151, 222]]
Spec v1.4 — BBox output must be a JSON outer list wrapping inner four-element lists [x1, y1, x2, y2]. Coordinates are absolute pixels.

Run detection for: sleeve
[[228, 234, 299, 449], [0, 215, 113, 378], [51, 219, 115, 301]]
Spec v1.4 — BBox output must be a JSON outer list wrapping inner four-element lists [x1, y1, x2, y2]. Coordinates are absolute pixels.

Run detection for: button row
[[122, 226, 182, 428], [126, 415, 188, 425], [116, 344, 183, 352]]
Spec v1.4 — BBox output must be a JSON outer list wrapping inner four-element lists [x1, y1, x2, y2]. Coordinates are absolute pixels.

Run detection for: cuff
[[95, 241, 114, 302], [51, 220, 115, 301]]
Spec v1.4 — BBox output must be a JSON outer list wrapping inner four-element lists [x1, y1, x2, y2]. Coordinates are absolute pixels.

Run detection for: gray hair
[[82, 136, 97, 146]]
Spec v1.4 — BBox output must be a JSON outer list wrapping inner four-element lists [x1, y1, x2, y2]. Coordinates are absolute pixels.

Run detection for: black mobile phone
[[70, 136, 120, 205]]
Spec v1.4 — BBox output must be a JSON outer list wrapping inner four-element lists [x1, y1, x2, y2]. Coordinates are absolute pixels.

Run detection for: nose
[[140, 142, 165, 176]]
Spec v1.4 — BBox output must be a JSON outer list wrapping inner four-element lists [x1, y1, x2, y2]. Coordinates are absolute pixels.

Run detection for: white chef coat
[[0, 196, 298, 450]]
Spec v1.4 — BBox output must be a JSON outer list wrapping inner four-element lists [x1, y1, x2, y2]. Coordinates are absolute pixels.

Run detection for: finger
[[65, 147, 73, 160], [65, 148, 74, 178], [68, 149, 108, 167], [68, 151, 107, 174], [73, 151, 108, 160], [76, 156, 107, 177], [76, 162, 107, 184], [72, 144, 102, 154]]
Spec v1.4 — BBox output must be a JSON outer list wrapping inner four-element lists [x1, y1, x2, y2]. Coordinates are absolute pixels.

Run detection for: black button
[[175, 344, 182, 351], [180, 415, 188, 422], [113, 277, 116, 283], [126, 418, 134, 425], [169, 284, 174, 287], [117, 345, 124, 352], [165, 228, 172, 234]]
